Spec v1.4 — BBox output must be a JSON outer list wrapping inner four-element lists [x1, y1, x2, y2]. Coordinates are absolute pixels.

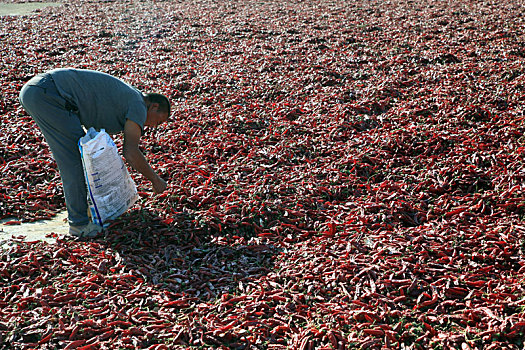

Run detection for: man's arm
[[123, 119, 167, 194]]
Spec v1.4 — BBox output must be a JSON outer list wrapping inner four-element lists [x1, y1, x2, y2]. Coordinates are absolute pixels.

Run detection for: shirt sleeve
[[126, 101, 147, 132]]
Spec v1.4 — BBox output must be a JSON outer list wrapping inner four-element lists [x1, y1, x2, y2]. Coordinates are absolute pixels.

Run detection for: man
[[19, 68, 169, 238]]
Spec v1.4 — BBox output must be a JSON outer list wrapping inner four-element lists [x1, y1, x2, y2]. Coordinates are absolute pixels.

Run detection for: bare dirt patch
[[0, 2, 61, 16], [1, 211, 67, 245]]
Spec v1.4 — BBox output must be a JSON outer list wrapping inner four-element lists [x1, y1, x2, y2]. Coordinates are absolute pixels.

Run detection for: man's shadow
[[94, 208, 278, 301]]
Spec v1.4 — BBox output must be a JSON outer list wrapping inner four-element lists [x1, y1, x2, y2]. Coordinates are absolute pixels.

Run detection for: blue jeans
[[19, 74, 89, 226]]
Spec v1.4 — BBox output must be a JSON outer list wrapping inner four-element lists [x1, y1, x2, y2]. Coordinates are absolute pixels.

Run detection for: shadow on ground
[[91, 208, 278, 301]]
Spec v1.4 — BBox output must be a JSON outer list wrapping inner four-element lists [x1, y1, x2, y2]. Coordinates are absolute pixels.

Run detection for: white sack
[[79, 128, 138, 226]]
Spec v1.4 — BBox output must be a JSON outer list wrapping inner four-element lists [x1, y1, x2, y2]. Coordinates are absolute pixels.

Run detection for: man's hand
[[152, 176, 167, 194], [123, 119, 167, 193]]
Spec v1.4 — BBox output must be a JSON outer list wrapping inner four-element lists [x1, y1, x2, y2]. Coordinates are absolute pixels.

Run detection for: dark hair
[[146, 93, 170, 116]]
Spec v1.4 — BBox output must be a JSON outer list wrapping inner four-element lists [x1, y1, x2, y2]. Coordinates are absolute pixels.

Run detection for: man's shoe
[[69, 222, 103, 238]]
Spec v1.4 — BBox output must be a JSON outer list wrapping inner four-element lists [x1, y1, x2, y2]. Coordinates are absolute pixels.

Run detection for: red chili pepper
[[77, 343, 100, 350], [465, 280, 486, 287], [163, 299, 190, 308], [444, 206, 469, 217], [38, 332, 53, 344], [64, 340, 87, 350], [363, 328, 384, 337], [3, 220, 21, 225], [107, 320, 133, 328]]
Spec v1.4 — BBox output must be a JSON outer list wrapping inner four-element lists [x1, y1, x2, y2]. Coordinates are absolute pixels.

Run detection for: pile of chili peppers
[[1, 0, 525, 348]]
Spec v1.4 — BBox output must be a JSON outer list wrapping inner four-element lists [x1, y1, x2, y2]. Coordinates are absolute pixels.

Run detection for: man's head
[[144, 93, 170, 128]]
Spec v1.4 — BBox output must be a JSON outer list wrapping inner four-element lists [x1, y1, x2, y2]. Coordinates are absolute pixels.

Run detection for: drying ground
[[1, 0, 525, 349]]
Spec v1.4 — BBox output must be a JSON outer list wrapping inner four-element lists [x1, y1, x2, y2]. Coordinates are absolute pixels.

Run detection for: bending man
[[19, 68, 169, 237]]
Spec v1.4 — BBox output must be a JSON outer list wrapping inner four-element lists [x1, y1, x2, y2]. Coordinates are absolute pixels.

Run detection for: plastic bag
[[79, 127, 138, 226]]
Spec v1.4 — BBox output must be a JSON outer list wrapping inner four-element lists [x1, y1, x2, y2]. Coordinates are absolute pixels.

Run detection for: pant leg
[[19, 74, 89, 226]]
